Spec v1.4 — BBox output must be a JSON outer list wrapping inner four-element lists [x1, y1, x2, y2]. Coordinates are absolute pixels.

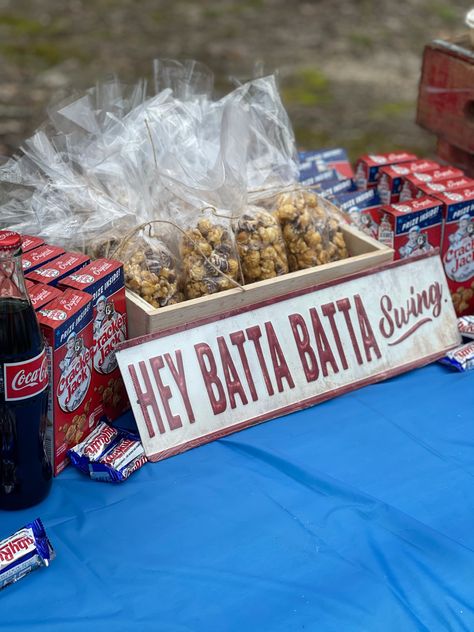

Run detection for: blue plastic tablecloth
[[1, 363, 473, 632]]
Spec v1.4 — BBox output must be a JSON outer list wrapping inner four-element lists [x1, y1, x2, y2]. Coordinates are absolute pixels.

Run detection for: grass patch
[[349, 32, 374, 50], [294, 126, 331, 150], [282, 68, 332, 107], [0, 13, 44, 35], [369, 101, 415, 120], [426, 2, 459, 23], [0, 41, 90, 66]]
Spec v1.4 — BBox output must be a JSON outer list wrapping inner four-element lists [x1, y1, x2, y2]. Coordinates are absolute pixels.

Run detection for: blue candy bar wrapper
[[68, 420, 147, 483], [458, 316, 474, 340], [0, 518, 55, 590], [439, 342, 474, 372]]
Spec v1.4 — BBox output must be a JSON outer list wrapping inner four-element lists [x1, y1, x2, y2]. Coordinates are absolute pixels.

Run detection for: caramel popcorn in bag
[[274, 189, 347, 271], [122, 236, 183, 309], [181, 215, 240, 299], [234, 206, 289, 283]]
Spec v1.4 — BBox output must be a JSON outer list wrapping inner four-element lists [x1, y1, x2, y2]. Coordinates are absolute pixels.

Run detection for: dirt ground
[[0, 0, 469, 160]]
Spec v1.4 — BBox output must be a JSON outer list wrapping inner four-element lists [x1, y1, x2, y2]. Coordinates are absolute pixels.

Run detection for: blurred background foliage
[[0, 0, 469, 158]]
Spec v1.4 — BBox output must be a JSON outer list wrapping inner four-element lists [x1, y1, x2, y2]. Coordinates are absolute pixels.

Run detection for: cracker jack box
[[59, 258, 129, 422], [436, 188, 474, 316], [377, 159, 440, 205], [408, 176, 474, 200], [21, 234, 45, 253], [299, 148, 354, 179], [318, 177, 356, 199], [25, 252, 90, 287], [38, 288, 102, 476], [399, 167, 464, 202], [375, 196, 443, 261], [333, 189, 382, 239], [27, 283, 62, 311], [299, 168, 340, 187], [354, 152, 418, 190], [298, 158, 331, 182], [21, 244, 65, 273]]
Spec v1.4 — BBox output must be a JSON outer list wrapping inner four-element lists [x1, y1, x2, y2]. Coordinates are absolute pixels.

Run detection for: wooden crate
[[126, 224, 394, 339], [437, 137, 474, 177], [417, 35, 474, 154]]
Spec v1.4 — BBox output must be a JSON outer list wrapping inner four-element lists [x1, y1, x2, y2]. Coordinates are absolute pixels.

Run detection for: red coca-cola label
[[4, 348, 49, 401]]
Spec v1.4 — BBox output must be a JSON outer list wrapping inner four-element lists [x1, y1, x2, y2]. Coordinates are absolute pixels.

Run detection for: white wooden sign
[[116, 252, 461, 461]]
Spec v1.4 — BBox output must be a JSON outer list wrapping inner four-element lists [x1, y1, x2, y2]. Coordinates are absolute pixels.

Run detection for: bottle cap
[[0, 230, 21, 251]]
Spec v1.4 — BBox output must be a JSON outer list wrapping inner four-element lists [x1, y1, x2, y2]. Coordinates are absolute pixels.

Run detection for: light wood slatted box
[[126, 223, 394, 339]]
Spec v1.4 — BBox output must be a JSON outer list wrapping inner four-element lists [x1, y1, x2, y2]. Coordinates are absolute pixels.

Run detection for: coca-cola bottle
[[0, 230, 52, 509]]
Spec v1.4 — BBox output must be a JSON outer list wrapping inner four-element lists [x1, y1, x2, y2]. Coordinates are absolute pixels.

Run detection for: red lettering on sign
[[230, 330, 258, 402], [321, 302, 348, 370], [310, 308, 339, 377], [378, 283, 442, 346], [354, 294, 381, 361], [288, 313, 319, 382], [164, 351, 195, 423], [265, 322, 295, 392], [217, 337, 248, 409], [194, 343, 226, 415], [337, 298, 363, 365], [150, 355, 182, 431], [128, 361, 165, 437], [246, 325, 274, 396]]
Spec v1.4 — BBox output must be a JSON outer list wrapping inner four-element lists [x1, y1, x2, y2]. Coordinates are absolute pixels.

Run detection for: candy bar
[[89, 439, 147, 483], [458, 316, 474, 340], [0, 518, 55, 591], [68, 422, 147, 483], [69, 421, 119, 472], [439, 341, 474, 371]]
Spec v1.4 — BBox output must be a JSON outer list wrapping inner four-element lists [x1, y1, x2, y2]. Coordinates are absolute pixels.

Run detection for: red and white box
[[436, 188, 474, 315], [38, 288, 103, 475], [25, 252, 89, 287], [22, 245, 65, 273], [28, 283, 62, 311], [21, 234, 45, 253], [399, 167, 464, 202], [409, 176, 474, 200], [377, 159, 440, 205], [375, 196, 443, 261], [354, 151, 418, 190], [60, 258, 129, 421]]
